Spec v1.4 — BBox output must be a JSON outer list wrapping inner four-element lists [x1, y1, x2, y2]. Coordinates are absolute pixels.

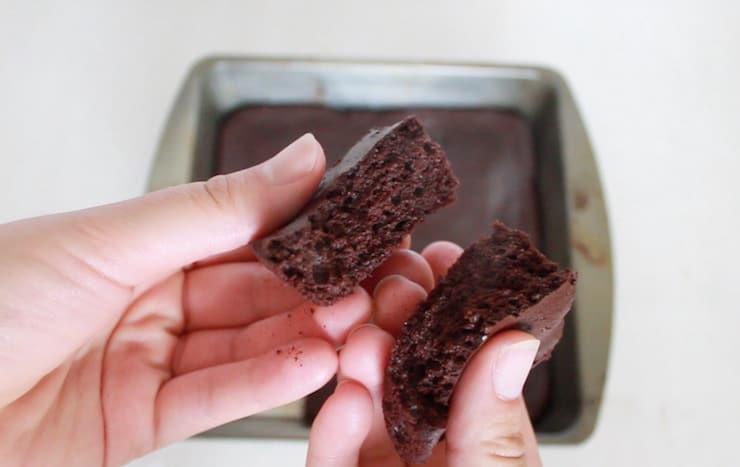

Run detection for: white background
[[1, 1, 739, 466]]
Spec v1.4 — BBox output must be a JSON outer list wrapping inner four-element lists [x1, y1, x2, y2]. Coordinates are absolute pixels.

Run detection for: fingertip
[[305, 133, 326, 161], [453, 329, 538, 397], [482, 329, 539, 354], [277, 337, 339, 388], [421, 241, 463, 282], [363, 249, 435, 293], [346, 322, 382, 341], [345, 323, 394, 350], [373, 275, 427, 337], [243, 134, 327, 239], [311, 337, 340, 371], [421, 240, 463, 257], [312, 287, 373, 344], [340, 325, 394, 389], [374, 273, 427, 301], [327, 380, 374, 436], [303, 133, 327, 179], [256, 133, 325, 185], [307, 380, 373, 467], [482, 330, 540, 402]]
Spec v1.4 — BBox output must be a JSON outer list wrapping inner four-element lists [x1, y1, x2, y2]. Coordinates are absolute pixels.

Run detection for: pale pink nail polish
[[493, 339, 540, 401]]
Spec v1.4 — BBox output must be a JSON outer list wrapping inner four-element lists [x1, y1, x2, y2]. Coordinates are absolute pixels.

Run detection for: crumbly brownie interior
[[252, 117, 458, 305], [383, 222, 576, 463]]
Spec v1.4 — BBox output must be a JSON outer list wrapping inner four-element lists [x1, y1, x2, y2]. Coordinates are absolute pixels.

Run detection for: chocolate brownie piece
[[383, 221, 577, 463], [251, 116, 458, 305]]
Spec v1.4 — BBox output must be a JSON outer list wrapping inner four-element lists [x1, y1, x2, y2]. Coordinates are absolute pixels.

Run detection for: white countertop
[[2, 1, 739, 466]]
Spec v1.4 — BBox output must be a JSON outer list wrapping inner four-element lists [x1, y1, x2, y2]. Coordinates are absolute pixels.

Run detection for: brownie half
[[383, 221, 577, 463], [251, 116, 458, 305]]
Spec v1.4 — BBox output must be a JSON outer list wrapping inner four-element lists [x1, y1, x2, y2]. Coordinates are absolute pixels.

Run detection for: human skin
[[307, 242, 542, 467], [0, 134, 541, 467], [0, 134, 363, 466]]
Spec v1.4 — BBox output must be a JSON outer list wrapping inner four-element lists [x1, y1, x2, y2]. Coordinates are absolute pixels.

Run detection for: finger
[[183, 261, 304, 331], [362, 249, 435, 294], [339, 325, 404, 467], [155, 337, 337, 446], [399, 235, 412, 250], [520, 401, 541, 465], [373, 275, 427, 337], [421, 241, 463, 283], [173, 288, 372, 375], [189, 244, 257, 269], [60, 133, 326, 290], [306, 380, 374, 467], [446, 330, 541, 467]]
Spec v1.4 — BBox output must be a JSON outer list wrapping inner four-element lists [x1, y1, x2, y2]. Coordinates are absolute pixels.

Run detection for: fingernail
[[493, 339, 540, 401], [259, 133, 320, 185]]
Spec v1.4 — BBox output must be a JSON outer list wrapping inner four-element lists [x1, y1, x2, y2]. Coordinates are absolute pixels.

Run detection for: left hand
[[0, 134, 373, 466]]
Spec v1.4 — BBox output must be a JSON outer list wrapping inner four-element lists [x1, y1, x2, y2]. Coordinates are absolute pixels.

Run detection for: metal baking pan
[[148, 57, 613, 444]]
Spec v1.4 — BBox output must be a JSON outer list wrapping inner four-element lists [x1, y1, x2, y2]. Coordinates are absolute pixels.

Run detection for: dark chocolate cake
[[251, 116, 458, 305], [383, 221, 577, 463]]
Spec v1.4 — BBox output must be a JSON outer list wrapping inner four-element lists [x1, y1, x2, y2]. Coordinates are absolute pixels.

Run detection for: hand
[[0, 135, 373, 466], [307, 242, 543, 467]]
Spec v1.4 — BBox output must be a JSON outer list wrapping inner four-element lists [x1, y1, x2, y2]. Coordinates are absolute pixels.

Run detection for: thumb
[[25, 133, 325, 289], [0, 134, 323, 406], [445, 330, 543, 467]]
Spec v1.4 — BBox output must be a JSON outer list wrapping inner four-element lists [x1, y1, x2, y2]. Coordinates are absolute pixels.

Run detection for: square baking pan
[[148, 57, 613, 444]]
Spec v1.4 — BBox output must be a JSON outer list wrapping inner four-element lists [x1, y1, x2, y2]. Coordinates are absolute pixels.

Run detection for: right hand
[[306, 241, 543, 467]]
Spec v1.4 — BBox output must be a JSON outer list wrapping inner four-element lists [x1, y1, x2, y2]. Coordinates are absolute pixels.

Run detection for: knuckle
[[201, 174, 237, 213], [448, 407, 530, 466], [480, 432, 527, 462], [481, 411, 527, 459]]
